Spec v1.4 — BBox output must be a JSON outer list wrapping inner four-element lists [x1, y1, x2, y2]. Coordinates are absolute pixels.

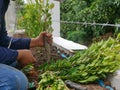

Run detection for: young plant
[[35, 0, 54, 63], [19, 0, 54, 62]]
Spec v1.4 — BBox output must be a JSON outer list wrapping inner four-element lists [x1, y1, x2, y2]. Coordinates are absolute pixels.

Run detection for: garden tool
[[65, 80, 87, 90]]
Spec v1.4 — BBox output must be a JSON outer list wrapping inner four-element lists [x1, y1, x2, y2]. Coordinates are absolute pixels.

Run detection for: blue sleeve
[[0, 36, 31, 50], [0, 0, 31, 50], [10, 37, 31, 50], [0, 46, 18, 65], [0, 0, 31, 64], [0, 36, 31, 64]]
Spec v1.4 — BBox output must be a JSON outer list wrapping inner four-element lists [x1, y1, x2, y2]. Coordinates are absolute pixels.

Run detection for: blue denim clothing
[[0, 64, 28, 90]]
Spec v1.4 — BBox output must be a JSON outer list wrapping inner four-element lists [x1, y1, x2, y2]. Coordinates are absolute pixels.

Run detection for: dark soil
[[27, 46, 65, 89]]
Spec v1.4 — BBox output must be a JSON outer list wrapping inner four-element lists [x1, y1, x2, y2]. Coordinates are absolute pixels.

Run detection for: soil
[[27, 46, 66, 90]]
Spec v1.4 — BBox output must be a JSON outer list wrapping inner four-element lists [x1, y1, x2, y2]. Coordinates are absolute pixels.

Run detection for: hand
[[30, 32, 53, 48], [17, 50, 36, 66], [36, 32, 53, 46]]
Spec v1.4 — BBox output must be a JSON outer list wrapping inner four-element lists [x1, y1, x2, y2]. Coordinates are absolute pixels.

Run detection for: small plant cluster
[[37, 71, 69, 90]]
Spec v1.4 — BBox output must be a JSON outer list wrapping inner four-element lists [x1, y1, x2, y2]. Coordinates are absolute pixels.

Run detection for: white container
[[109, 69, 120, 90]]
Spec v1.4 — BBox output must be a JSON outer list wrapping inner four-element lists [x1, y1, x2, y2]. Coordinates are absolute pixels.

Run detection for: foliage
[[36, 71, 69, 90], [60, 0, 120, 45], [15, 0, 24, 5], [17, 0, 54, 37], [66, 30, 87, 45], [39, 34, 120, 84]]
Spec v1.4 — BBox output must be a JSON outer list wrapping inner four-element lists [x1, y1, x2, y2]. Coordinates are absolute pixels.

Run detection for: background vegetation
[[16, 0, 120, 45], [16, 0, 54, 37], [60, 0, 120, 45]]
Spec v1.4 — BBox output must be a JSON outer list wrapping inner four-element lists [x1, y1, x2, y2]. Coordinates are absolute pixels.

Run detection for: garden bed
[[14, 32, 116, 90], [26, 46, 112, 90]]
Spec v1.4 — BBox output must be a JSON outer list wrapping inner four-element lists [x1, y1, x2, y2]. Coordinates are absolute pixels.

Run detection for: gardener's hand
[[30, 32, 53, 48], [17, 50, 36, 66]]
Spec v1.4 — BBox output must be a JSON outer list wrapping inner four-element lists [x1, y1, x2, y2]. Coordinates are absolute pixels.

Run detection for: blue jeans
[[0, 64, 28, 90]]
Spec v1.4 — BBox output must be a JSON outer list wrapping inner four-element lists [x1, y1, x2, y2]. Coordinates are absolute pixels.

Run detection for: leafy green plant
[[39, 34, 120, 84], [37, 71, 69, 90], [17, 0, 54, 37], [17, 0, 54, 62]]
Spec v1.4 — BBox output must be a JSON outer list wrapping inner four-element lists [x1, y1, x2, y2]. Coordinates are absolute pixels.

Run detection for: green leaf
[[49, 3, 54, 9]]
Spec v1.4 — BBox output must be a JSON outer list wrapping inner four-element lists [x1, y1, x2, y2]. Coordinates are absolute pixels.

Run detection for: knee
[[0, 64, 28, 90], [11, 69, 28, 90]]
